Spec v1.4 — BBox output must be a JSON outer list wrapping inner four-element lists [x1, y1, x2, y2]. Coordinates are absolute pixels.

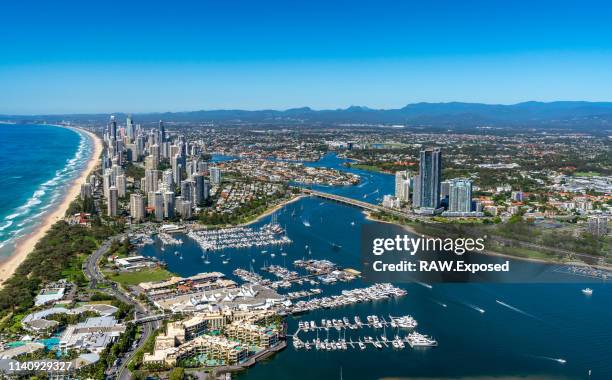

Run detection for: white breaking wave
[[0, 129, 91, 253], [0, 221, 13, 231]]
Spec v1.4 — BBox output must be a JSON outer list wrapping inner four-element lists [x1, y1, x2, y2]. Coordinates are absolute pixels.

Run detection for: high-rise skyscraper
[[149, 191, 164, 221], [108, 186, 118, 217], [441, 181, 451, 200], [193, 173, 209, 206], [130, 193, 145, 222], [102, 169, 112, 200], [448, 179, 473, 213], [109, 115, 117, 141], [163, 169, 174, 190], [144, 169, 160, 194], [394, 171, 411, 202], [181, 180, 194, 204], [412, 175, 421, 207], [163, 191, 175, 218], [116, 174, 126, 198], [159, 120, 166, 143], [415, 148, 442, 210], [80, 183, 92, 201], [209, 167, 221, 185], [172, 154, 183, 185], [126, 115, 135, 141]]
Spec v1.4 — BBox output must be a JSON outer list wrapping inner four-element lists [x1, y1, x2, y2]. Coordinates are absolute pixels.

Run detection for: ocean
[[140, 153, 612, 380], [0, 123, 92, 259]]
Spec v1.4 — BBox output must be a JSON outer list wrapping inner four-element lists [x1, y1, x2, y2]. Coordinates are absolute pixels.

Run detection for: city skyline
[[3, 1, 612, 113]]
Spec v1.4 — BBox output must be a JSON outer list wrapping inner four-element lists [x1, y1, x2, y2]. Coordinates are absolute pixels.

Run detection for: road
[[83, 234, 160, 380]]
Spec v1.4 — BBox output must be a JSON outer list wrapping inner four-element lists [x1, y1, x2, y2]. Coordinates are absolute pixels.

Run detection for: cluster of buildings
[[213, 181, 285, 215], [384, 148, 482, 217], [94, 115, 223, 222], [222, 159, 360, 186], [143, 310, 281, 367]]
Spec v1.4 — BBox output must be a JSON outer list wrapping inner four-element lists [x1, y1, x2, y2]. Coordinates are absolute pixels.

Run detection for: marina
[[158, 232, 183, 246], [136, 154, 612, 380], [283, 283, 407, 314], [291, 314, 436, 351], [187, 224, 291, 251]]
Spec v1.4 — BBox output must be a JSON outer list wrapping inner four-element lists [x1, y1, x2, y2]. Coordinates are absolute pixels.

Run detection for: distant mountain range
[[4, 101, 612, 131]]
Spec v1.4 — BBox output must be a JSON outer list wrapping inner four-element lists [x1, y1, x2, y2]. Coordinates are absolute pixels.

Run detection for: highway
[[83, 233, 160, 380]]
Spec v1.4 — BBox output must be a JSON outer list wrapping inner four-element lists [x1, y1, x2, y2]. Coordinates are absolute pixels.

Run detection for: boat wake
[[530, 355, 567, 364], [465, 303, 486, 314], [415, 281, 433, 289], [495, 300, 541, 321], [432, 299, 447, 308]]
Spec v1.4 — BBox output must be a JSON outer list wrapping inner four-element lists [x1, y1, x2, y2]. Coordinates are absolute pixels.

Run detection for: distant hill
[[3, 101, 612, 130]]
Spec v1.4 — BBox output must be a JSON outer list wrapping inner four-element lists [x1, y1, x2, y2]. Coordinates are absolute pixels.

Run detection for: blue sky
[[1, 0, 612, 114]]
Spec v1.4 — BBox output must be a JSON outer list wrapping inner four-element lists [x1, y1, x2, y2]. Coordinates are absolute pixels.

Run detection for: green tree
[[169, 367, 185, 380]]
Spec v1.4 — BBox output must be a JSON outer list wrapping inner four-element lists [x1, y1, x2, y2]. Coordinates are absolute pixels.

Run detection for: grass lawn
[[105, 268, 175, 287], [351, 164, 384, 173], [573, 171, 600, 177]]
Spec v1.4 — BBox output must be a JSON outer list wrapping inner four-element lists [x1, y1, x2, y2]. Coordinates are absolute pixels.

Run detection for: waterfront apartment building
[[394, 170, 411, 202], [166, 334, 248, 366], [224, 321, 280, 349], [80, 183, 92, 201], [163, 191, 175, 219], [148, 190, 164, 221], [130, 193, 146, 222], [448, 179, 473, 213], [415, 148, 442, 211], [176, 198, 193, 219]]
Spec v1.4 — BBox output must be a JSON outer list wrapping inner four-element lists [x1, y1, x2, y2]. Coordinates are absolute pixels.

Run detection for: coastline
[[0, 126, 103, 286], [242, 194, 305, 227], [364, 212, 612, 268]]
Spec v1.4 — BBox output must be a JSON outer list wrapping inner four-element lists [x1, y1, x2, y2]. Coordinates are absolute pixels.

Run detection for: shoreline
[[242, 194, 305, 227], [364, 212, 612, 269], [0, 126, 103, 286]]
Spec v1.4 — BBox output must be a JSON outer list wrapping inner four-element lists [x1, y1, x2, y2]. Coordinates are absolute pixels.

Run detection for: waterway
[[140, 153, 611, 379]]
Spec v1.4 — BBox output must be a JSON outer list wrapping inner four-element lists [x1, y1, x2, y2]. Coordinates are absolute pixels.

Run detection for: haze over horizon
[[2, 0, 612, 114]]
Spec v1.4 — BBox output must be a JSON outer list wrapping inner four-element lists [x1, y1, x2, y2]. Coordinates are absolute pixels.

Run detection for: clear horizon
[[2, 0, 612, 114]]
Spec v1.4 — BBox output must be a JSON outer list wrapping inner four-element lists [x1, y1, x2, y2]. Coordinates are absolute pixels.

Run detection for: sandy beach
[[0, 127, 103, 286], [242, 194, 305, 227]]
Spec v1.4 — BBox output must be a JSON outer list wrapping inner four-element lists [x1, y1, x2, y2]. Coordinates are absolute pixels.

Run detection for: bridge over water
[[302, 188, 384, 212]]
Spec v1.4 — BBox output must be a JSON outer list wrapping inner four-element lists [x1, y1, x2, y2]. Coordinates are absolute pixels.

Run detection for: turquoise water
[[141, 153, 612, 379], [8, 337, 60, 350], [0, 123, 93, 259]]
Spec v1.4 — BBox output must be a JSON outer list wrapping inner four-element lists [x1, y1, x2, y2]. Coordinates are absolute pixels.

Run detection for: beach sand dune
[[0, 127, 103, 286]]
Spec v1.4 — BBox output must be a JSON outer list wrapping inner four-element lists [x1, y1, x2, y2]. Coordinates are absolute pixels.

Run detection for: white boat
[[582, 288, 593, 295], [406, 332, 438, 347]]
